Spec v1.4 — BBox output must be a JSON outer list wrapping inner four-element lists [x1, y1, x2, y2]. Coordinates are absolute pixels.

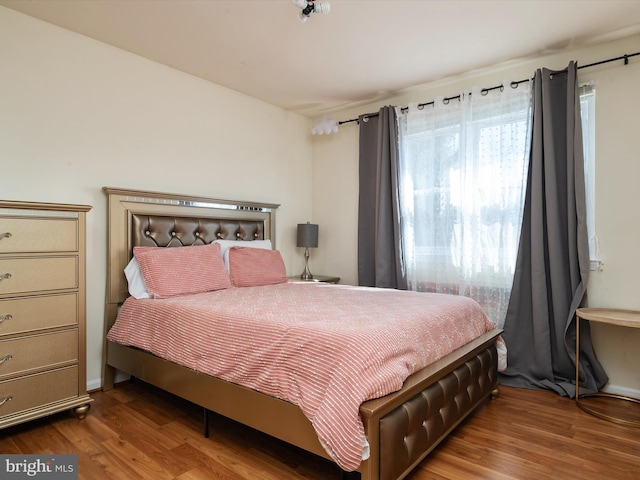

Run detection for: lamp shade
[[297, 222, 318, 248]]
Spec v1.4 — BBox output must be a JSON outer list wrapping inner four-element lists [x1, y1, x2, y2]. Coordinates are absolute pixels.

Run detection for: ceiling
[[2, 0, 640, 118]]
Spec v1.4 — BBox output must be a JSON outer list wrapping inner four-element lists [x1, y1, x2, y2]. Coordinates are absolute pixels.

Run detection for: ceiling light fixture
[[293, 0, 330, 22], [311, 115, 339, 135]]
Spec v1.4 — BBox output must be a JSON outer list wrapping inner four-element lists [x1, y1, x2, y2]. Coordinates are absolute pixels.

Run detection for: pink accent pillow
[[228, 246, 288, 287], [134, 243, 230, 298]]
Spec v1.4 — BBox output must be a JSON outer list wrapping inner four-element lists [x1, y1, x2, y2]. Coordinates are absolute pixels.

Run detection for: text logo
[[1, 455, 78, 479]]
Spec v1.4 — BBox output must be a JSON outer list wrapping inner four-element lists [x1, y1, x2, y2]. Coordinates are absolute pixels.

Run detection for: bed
[[102, 187, 502, 480]]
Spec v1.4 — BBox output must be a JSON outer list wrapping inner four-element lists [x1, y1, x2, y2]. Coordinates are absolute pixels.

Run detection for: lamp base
[[300, 248, 313, 280]]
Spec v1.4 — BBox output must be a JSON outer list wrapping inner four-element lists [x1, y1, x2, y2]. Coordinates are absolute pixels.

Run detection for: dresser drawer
[[0, 294, 77, 337], [0, 366, 78, 418], [0, 329, 77, 379], [0, 217, 78, 253], [0, 257, 77, 295]]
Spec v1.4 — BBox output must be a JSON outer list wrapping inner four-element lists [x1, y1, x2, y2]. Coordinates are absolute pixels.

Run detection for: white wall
[[4, 5, 639, 397], [313, 33, 640, 395], [0, 7, 314, 390]]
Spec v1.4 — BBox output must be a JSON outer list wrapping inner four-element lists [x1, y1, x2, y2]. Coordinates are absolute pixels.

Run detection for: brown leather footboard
[[377, 342, 498, 480]]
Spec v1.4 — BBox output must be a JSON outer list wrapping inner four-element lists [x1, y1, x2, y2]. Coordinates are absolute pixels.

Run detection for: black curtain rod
[[338, 50, 640, 126]]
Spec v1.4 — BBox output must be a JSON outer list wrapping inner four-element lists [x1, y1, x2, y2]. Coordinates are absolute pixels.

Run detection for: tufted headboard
[[130, 214, 266, 248], [103, 187, 279, 306]]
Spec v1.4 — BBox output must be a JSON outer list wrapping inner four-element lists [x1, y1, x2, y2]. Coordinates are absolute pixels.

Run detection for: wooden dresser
[[0, 200, 93, 429]]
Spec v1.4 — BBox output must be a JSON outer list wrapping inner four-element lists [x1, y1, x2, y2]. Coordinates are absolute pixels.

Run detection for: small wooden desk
[[575, 307, 640, 427]]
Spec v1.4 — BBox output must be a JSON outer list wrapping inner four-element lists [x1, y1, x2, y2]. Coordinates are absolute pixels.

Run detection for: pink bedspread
[[107, 282, 496, 471]]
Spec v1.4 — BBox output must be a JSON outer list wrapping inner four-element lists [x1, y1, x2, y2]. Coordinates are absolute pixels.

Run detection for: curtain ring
[[481, 89, 488, 96], [510, 81, 518, 89], [417, 104, 425, 110], [500, 85, 504, 92], [362, 116, 369, 123], [443, 98, 450, 105]]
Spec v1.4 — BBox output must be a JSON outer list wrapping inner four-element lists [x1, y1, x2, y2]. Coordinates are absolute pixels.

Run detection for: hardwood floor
[[1, 381, 639, 479]]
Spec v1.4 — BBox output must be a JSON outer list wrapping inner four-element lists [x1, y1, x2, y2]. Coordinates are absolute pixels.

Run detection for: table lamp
[[297, 222, 318, 280]]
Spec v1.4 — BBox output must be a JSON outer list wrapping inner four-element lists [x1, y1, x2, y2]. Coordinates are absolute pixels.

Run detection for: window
[[397, 86, 532, 328], [579, 83, 601, 270], [397, 81, 597, 326]]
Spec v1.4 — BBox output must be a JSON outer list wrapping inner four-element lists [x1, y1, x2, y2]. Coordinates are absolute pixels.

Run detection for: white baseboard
[[87, 378, 101, 392], [601, 383, 640, 398], [87, 371, 131, 392]]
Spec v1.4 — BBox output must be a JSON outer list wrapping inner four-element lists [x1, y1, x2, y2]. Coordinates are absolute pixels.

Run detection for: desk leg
[[575, 314, 640, 427]]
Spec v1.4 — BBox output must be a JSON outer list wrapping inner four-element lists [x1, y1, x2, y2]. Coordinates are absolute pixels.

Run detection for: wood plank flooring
[[0, 381, 639, 479]]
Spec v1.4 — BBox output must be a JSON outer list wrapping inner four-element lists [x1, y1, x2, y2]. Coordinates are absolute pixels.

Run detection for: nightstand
[[288, 275, 340, 284]]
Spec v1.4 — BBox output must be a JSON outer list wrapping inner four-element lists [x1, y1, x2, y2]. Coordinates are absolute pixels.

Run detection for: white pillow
[[124, 256, 151, 299], [214, 239, 272, 271]]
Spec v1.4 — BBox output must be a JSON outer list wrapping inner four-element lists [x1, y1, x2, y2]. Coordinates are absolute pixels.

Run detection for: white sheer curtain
[[397, 82, 532, 328], [579, 82, 601, 270]]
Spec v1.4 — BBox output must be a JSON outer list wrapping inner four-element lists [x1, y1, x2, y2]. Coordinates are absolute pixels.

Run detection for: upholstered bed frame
[[102, 187, 501, 480]]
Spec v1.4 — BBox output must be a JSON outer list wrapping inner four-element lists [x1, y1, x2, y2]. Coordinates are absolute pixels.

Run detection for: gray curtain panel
[[500, 61, 608, 397], [357, 106, 406, 289]]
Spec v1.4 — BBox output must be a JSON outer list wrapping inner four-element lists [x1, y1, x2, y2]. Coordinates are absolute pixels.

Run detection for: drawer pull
[[0, 232, 11, 240], [0, 273, 11, 281], [0, 314, 11, 324], [0, 396, 12, 407], [0, 354, 12, 365]]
